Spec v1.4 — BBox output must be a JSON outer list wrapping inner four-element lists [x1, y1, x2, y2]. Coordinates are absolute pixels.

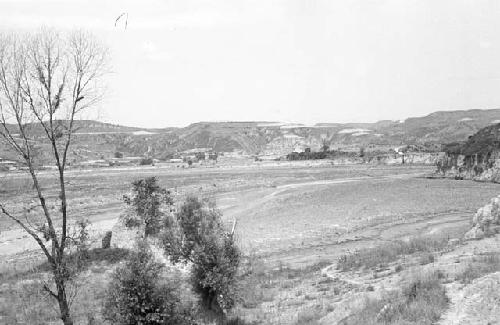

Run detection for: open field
[[1, 162, 500, 324]]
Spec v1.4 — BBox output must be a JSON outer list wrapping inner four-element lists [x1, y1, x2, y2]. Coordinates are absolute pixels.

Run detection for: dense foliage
[[103, 241, 193, 325], [162, 197, 240, 315]]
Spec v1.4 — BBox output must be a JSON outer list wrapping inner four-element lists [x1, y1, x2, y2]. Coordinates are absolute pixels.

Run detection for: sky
[[1, 0, 500, 128]]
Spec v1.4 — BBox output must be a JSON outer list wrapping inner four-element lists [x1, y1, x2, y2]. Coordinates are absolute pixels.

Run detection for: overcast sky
[[1, 0, 499, 127]]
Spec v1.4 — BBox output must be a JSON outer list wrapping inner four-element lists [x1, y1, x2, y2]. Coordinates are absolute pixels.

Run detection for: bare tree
[[0, 29, 107, 325]]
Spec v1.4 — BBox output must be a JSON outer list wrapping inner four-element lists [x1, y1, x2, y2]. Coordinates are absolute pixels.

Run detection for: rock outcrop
[[464, 195, 500, 240], [437, 123, 500, 182]]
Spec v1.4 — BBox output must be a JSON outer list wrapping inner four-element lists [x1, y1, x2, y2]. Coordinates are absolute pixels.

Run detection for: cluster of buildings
[[168, 148, 218, 163]]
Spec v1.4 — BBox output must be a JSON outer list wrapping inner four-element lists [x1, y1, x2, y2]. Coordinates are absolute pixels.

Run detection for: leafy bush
[[123, 177, 173, 237], [103, 241, 192, 325], [162, 197, 240, 316]]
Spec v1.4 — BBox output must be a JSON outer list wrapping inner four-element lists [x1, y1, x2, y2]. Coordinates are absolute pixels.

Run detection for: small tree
[[161, 197, 240, 316], [103, 240, 193, 325], [123, 177, 173, 237], [0, 29, 107, 325], [70, 219, 91, 260]]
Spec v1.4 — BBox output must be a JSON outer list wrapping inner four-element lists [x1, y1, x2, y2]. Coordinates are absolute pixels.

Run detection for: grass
[[0, 247, 131, 283], [337, 235, 452, 272], [295, 308, 324, 325], [0, 247, 131, 324], [0, 279, 61, 324], [455, 252, 500, 284], [36, 247, 131, 273], [236, 258, 333, 323], [342, 271, 449, 325]]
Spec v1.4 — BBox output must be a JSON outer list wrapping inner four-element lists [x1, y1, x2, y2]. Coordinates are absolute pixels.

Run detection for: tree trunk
[[56, 278, 73, 325]]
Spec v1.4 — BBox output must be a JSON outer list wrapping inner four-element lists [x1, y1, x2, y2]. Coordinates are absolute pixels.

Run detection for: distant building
[[180, 148, 213, 161]]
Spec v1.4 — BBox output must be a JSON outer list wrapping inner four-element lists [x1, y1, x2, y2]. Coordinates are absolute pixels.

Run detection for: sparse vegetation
[[36, 247, 131, 275], [343, 271, 448, 325], [337, 236, 451, 271], [418, 252, 435, 265], [455, 252, 500, 284]]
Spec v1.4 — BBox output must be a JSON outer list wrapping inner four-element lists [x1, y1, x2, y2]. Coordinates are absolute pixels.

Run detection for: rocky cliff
[[437, 123, 500, 182]]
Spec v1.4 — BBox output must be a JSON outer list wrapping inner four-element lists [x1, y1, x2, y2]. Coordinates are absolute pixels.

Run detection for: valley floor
[[1, 162, 500, 324]]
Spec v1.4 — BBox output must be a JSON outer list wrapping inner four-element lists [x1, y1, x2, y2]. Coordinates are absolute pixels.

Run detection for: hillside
[[438, 122, 500, 183], [0, 109, 499, 164], [444, 122, 500, 156]]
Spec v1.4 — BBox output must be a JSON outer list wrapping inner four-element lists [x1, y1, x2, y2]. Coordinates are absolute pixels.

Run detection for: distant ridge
[[1, 109, 499, 163]]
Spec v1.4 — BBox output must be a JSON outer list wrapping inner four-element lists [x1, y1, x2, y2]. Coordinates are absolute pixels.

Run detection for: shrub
[[123, 177, 173, 237], [140, 157, 154, 165], [103, 241, 192, 325], [162, 197, 240, 316], [67, 219, 92, 266]]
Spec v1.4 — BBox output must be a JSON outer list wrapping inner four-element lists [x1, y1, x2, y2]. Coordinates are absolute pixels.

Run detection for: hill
[[0, 109, 499, 164], [444, 122, 500, 156]]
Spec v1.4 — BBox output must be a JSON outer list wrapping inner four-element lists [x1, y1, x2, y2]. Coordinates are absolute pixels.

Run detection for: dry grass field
[[1, 161, 500, 324]]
